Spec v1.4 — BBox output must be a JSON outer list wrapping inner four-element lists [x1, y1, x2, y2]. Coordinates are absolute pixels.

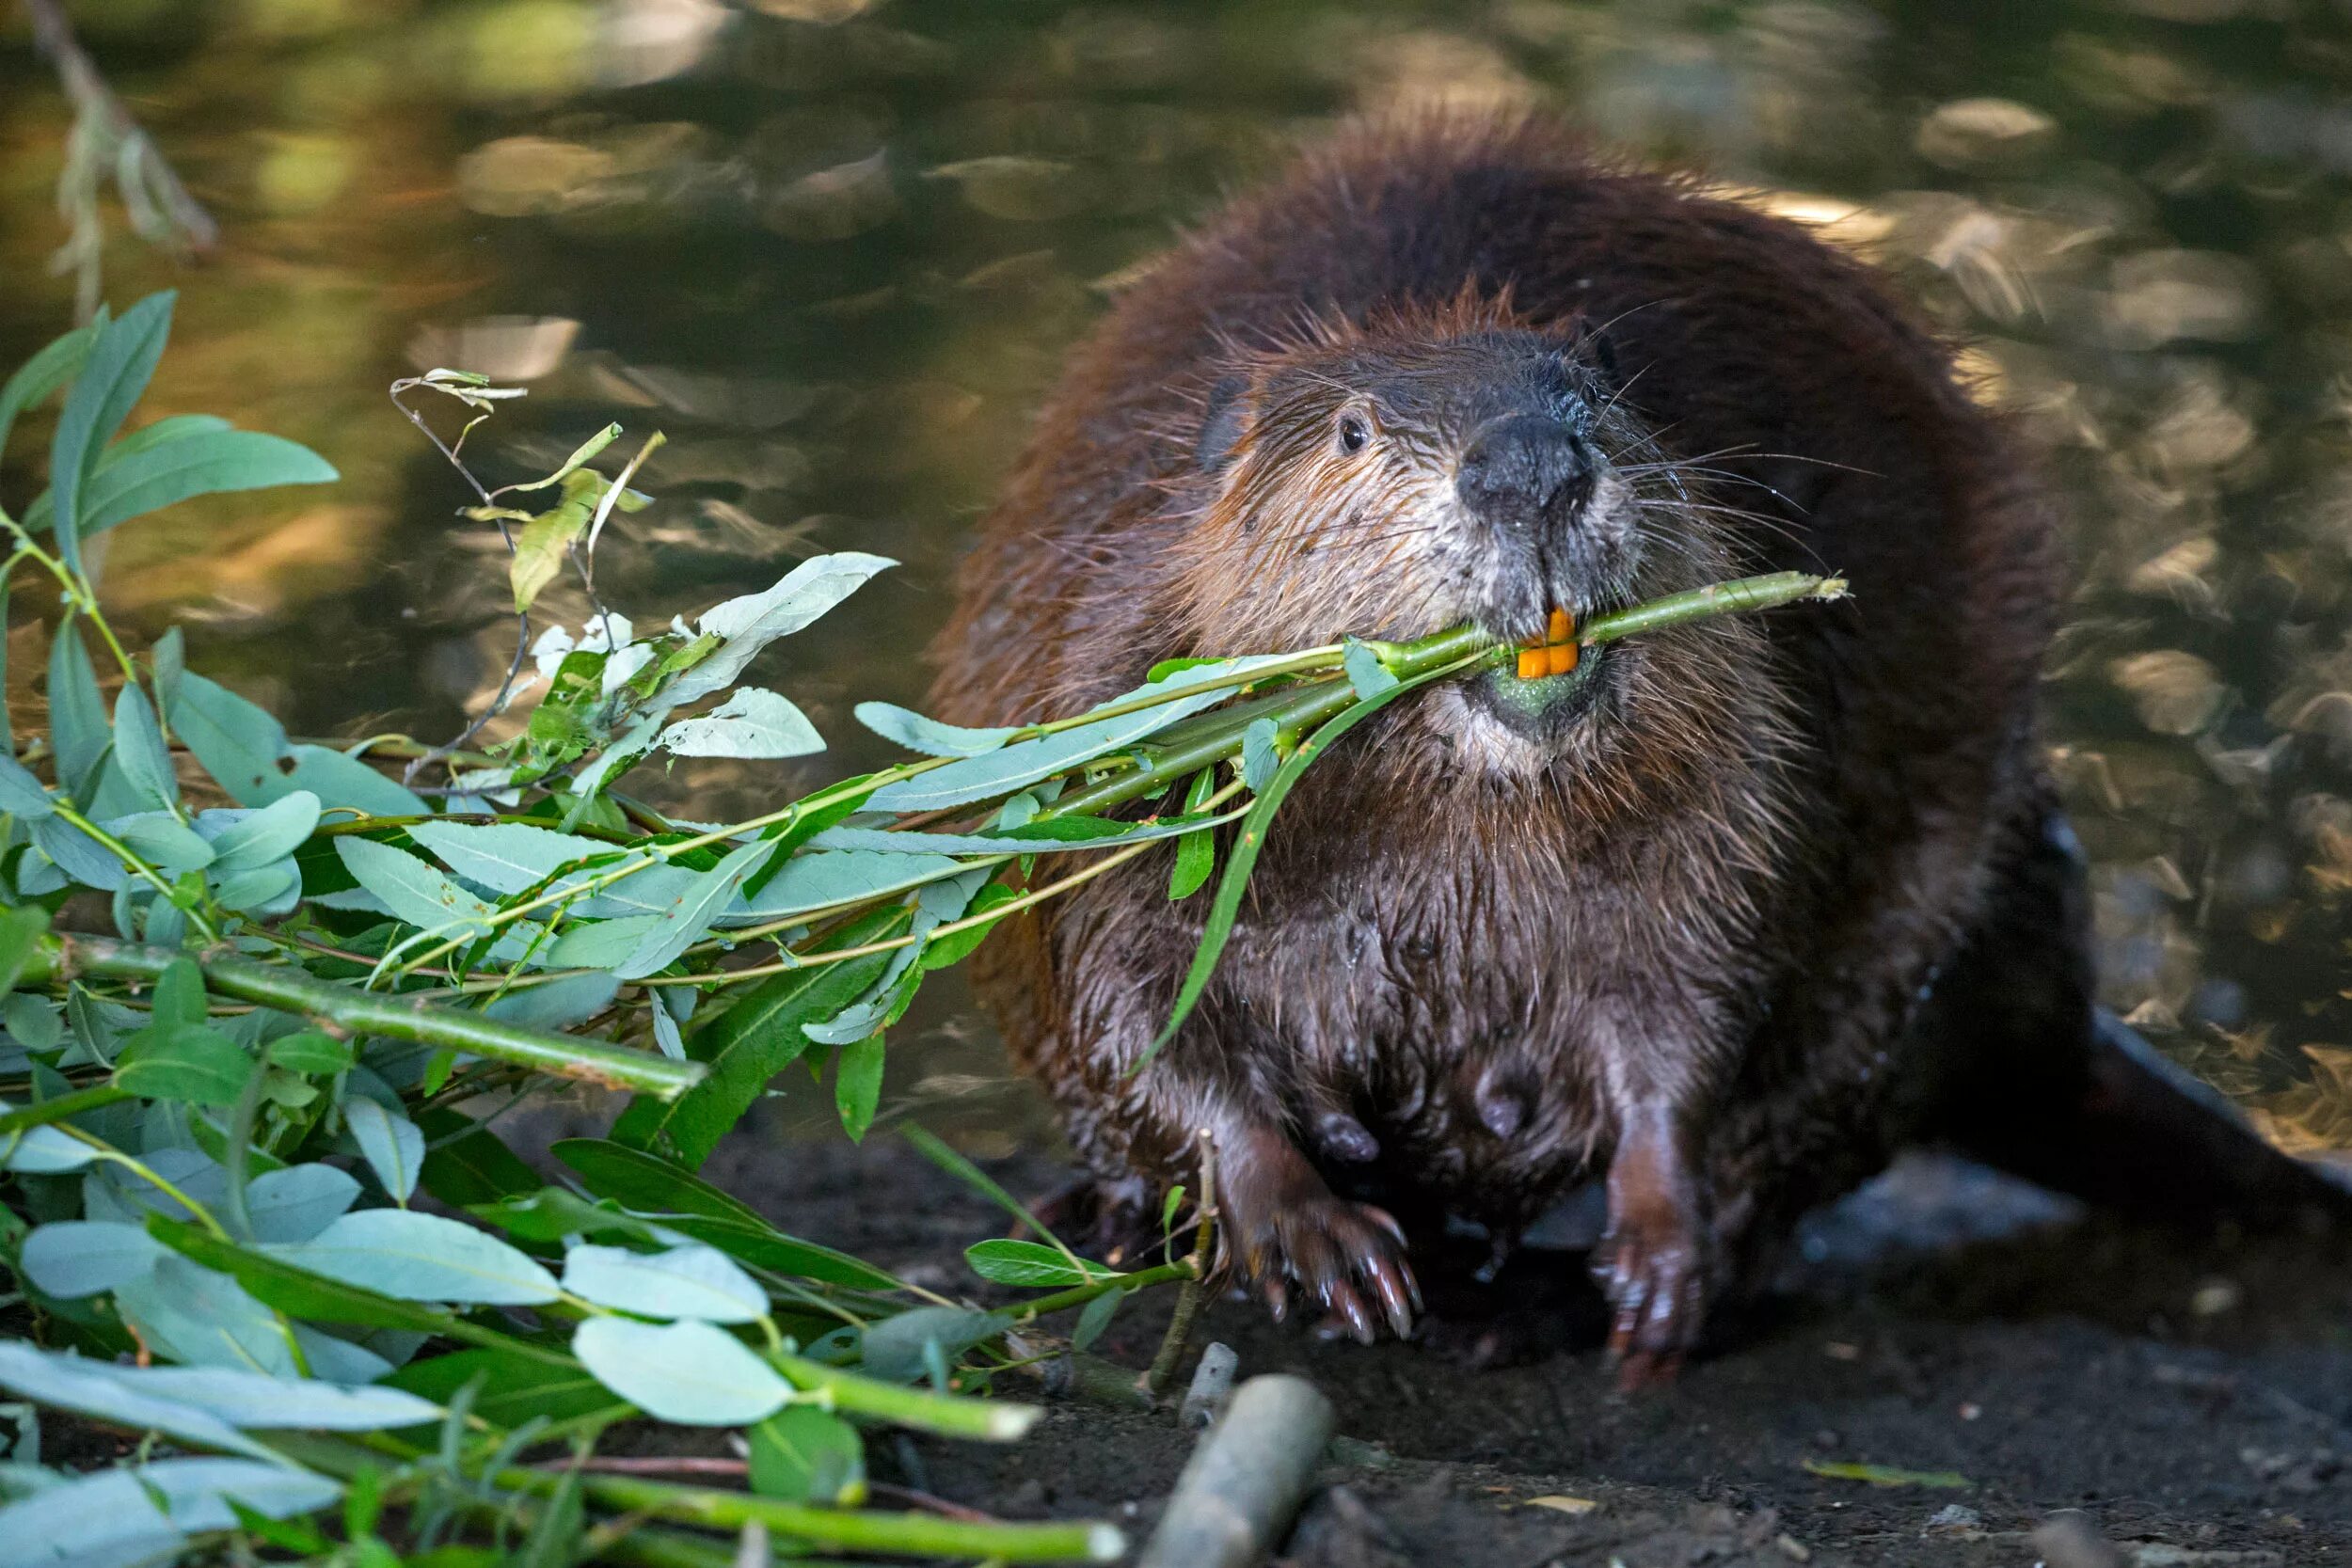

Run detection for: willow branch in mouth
[[1515, 606, 1580, 680]]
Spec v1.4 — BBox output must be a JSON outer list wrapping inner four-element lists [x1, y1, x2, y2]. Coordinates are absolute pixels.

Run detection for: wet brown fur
[[926, 110, 2075, 1368]]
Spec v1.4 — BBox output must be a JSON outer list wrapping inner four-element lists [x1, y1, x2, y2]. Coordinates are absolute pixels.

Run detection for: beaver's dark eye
[[1336, 414, 1370, 454]]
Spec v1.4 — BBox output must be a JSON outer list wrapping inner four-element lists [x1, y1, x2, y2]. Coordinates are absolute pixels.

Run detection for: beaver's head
[[1168, 294, 1764, 775]]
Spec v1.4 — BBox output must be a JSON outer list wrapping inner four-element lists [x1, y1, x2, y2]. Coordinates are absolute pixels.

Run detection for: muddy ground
[[674, 1100, 2352, 1568]]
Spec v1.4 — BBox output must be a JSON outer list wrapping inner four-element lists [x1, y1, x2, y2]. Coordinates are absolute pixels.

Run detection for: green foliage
[[0, 299, 1836, 1567]]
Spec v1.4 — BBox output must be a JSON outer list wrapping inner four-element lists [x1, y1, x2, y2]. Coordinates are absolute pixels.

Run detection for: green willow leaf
[[656, 687, 824, 760], [749, 1404, 865, 1505], [550, 1136, 770, 1227], [0, 1338, 278, 1464], [0, 905, 52, 996], [47, 619, 109, 799], [852, 701, 1018, 758], [552, 1137, 898, 1290], [49, 292, 175, 575], [113, 1022, 255, 1108], [615, 836, 776, 980], [112, 684, 178, 810], [662, 552, 897, 706], [571, 1316, 789, 1426], [508, 467, 602, 612], [1167, 768, 1217, 900], [66, 428, 337, 538], [864, 654, 1295, 814], [919, 880, 1018, 971], [275, 1209, 560, 1306], [834, 1033, 885, 1142], [385, 1349, 621, 1433], [344, 1097, 423, 1204], [560, 1242, 767, 1323], [606, 904, 908, 1166], [1148, 657, 1470, 1060], [964, 1239, 1120, 1289], [0, 314, 99, 462]]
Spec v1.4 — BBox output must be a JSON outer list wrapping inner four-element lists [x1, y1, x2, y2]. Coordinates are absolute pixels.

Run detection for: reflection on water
[[5, 0, 2352, 1150]]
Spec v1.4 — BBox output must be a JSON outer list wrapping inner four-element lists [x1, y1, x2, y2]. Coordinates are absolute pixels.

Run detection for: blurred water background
[[4, 0, 2352, 1154]]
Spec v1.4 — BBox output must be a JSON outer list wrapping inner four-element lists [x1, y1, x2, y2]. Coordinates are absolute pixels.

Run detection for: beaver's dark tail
[[1918, 790, 2352, 1227]]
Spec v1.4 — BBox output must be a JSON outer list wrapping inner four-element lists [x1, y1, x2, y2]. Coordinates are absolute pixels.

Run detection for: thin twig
[[537, 1457, 747, 1478], [1144, 1129, 1219, 1400], [387, 375, 534, 784], [24, 0, 216, 322]]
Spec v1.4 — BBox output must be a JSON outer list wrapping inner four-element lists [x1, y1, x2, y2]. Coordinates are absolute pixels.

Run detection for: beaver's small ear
[[1196, 374, 1251, 475], [1580, 323, 1622, 389]]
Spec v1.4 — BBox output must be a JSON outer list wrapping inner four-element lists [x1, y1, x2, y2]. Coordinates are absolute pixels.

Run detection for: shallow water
[[3, 0, 2351, 1147]]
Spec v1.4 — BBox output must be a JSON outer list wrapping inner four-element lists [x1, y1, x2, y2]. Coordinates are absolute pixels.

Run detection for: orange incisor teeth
[[1517, 607, 1580, 679]]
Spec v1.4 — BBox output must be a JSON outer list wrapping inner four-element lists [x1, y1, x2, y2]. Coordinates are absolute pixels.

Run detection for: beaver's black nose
[[1455, 415, 1597, 533]]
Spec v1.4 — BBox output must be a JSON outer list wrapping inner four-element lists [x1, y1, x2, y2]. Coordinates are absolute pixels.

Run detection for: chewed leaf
[[664, 552, 896, 705], [657, 688, 825, 759], [1241, 718, 1280, 792], [1342, 639, 1400, 699], [854, 701, 1019, 757]]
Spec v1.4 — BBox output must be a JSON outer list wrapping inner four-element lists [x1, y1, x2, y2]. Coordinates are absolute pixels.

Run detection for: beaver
[[927, 110, 2350, 1381]]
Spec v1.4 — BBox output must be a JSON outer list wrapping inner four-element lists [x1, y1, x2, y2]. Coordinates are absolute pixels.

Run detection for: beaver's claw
[[1236, 1196, 1421, 1343]]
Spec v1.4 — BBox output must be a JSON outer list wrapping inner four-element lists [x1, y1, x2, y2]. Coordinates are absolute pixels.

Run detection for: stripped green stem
[[21, 933, 702, 1097]]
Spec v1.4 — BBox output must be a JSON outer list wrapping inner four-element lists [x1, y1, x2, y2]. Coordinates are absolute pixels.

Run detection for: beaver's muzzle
[[1454, 414, 1597, 538]]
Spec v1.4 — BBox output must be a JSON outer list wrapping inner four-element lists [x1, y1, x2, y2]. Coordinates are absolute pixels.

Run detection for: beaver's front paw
[[1216, 1125, 1420, 1343], [1239, 1196, 1421, 1344]]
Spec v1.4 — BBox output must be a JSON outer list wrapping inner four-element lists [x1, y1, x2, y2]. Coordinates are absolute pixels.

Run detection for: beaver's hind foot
[[1597, 1106, 1712, 1387]]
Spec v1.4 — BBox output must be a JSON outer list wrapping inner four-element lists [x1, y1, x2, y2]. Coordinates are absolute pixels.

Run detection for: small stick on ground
[[1179, 1342, 1239, 1431], [1136, 1374, 1336, 1568], [1144, 1129, 1219, 1400]]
